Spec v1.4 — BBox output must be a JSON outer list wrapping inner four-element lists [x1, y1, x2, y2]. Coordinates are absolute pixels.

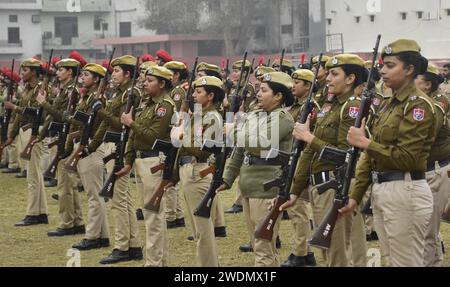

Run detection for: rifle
[[361, 195, 373, 216], [64, 48, 116, 172], [179, 57, 198, 114], [193, 51, 249, 218], [144, 140, 177, 212], [99, 57, 140, 199], [276, 48, 286, 72], [1, 59, 15, 143], [43, 65, 81, 179], [0, 59, 15, 161], [20, 49, 54, 160], [308, 35, 382, 250], [253, 54, 324, 241], [225, 59, 230, 80]]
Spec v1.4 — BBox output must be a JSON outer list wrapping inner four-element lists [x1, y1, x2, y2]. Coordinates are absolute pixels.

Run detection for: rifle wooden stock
[[254, 195, 288, 241], [20, 136, 37, 160], [144, 179, 171, 212], [199, 166, 215, 178], [442, 203, 450, 223], [43, 153, 63, 179], [150, 163, 165, 174], [99, 172, 117, 199], [65, 146, 84, 172], [21, 123, 32, 132], [47, 140, 58, 149], [103, 153, 116, 164], [308, 198, 345, 250]]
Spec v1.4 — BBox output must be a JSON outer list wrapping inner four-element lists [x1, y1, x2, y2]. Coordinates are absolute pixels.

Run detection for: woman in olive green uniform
[[218, 72, 295, 267], [281, 69, 319, 267], [288, 54, 366, 267], [343, 39, 435, 267], [176, 76, 224, 267], [119, 66, 175, 267], [415, 63, 449, 266]]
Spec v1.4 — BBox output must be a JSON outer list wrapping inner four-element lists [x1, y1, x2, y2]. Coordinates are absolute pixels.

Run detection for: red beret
[[140, 53, 155, 63], [3, 70, 21, 83], [156, 49, 173, 63], [69, 51, 87, 67], [102, 59, 113, 73], [51, 57, 61, 65], [0, 67, 4, 74], [258, 56, 265, 66]]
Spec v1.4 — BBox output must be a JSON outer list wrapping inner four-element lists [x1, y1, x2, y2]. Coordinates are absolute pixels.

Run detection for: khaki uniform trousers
[[424, 163, 450, 267], [5, 122, 19, 168], [180, 161, 219, 267], [136, 156, 169, 267], [351, 208, 368, 267], [134, 165, 144, 210], [165, 183, 185, 222], [111, 162, 140, 251], [26, 140, 50, 216], [243, 197, 281, 267], [233, 182, 243, 206], [77, 142, 110, 240], [372, 175, 433, 267], [288, 187, 312, 257], [17, 128, 31, 171], [41, 136, 57, 172], [56, 152, 84, 229], [310, 184, 353, 267]]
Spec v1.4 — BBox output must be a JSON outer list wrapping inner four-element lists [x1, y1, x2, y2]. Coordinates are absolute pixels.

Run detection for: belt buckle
[[136, 151, 142, 158], [243, 156, 250, 166], [371, 172, 379, 184]]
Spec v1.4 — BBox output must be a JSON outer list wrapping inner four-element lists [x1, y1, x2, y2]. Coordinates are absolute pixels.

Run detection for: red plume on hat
[[69, 51, 87, 67], [378, 57, 383, 66], [3, 70, 20, 83], [301, 53, 306, 65], [156, 49, 173, 63], [51, 57, 61, 66], [102, 59, 113, 73], [258, 56, 265, 66], [221, 58, 226, 69], [140, 53, 155, 63]]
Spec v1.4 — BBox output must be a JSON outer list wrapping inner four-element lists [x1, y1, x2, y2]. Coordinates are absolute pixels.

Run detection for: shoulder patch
[[412, 108, 425, 121], [348, 106, 359, 119], [156, 106, 167, 117]]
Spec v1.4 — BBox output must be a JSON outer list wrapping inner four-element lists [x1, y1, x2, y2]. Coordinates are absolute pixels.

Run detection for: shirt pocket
[[379, 122, 398, 144]]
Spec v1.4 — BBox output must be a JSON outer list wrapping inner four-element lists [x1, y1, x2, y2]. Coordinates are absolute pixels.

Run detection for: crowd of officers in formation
[[1, 38, 450, 267]]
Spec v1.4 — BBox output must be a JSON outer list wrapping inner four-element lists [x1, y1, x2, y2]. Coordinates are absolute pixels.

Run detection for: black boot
[[15, 214, 48, 227], [99, 249, 131, 265], [225, 204, 243, 214], [305, 252, 317, 266], [72, 238, 110, 250], [2, 167, 20, 174], [175, 218, 185, 227], [214, 226, 227, 237], [282, 210, 290, 220], [129, 247, 143, 260], [239, 243, 253, 253], [276, 236, 282, 249], [281, 253, 306, 267], [45, 179, 57, 188], [15, 170, 27, 178]]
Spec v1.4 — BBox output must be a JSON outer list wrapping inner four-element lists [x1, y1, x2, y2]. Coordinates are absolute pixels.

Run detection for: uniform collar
[[201, 104, 216, 116], [336, 89, 354, 105], [62, 79, 74, 90], [393, 81, 416, 103], [118, 81, 131, 94], [28, 79, 39, 89], [149, 91, 166, 105]]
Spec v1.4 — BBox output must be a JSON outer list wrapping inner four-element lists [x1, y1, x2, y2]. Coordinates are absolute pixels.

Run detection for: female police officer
[[342, 39, 435, 267], [217, 71, 295, 267]]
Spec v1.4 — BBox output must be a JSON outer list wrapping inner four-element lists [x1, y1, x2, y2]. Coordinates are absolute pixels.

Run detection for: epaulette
[[404, 95, 435, 116]]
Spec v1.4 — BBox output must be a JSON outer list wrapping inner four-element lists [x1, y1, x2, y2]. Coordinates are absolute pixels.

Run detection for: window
[[9, 15, 18, 23], [102, 23, 108, 31], [327, 18, 332, 25], [32, 15, 40, 23], [369, 15, 375, 22], [355, 16, 361, 23], [417, 11, 423, 19], [94, 18, 101, 31], [55, 17, 78, 37], [119, 22, 131, 37], [8, 27, 20, 44], [400, 12, 407, 20], [281, 24, 293, 34], [198, 40, 224, 56], [447, 9, 450, 16]]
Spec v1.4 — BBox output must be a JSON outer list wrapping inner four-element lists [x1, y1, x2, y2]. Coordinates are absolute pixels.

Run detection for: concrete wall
[[325, 0, 450, 59]]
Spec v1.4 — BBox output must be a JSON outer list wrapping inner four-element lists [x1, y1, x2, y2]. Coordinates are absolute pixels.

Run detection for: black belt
[[180, 156, 207, 166], [135, 150, 159, 159], [371, 171, 426, 184], [310, 171, 332, 186], [426, 158, 450, 172], [243, 155, 284, 166]]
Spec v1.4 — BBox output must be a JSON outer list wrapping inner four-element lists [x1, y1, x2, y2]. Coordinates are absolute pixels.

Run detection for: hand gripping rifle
[[0, 59, 16, 161], [192, 51, 248, 218], [20, 49, 54, 160], [99, 57, 140, 199], [253, 54, 324, 241], [308, 35, 381, 250], [145, 57, 200, 211], [43, 65, 81, 179], [64, 48, 116, 172]]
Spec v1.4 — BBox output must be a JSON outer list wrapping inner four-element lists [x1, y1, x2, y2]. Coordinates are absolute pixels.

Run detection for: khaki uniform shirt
[[350, 82, 436, 204]]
